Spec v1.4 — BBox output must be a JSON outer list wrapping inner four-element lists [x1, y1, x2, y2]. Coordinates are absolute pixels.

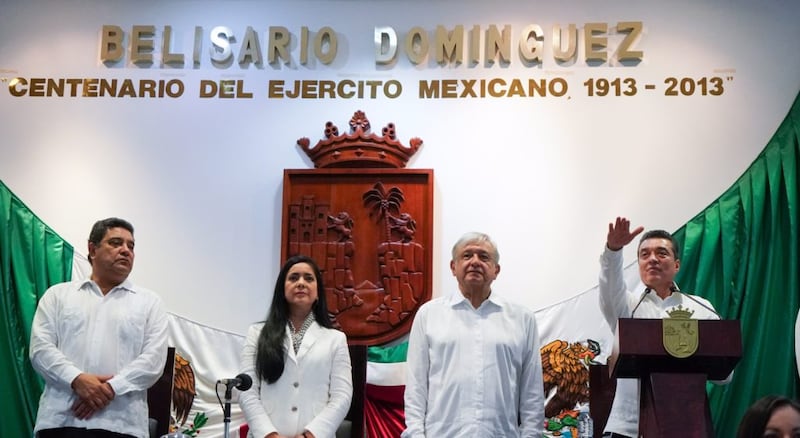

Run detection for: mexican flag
[[366, 341, 409, 437]]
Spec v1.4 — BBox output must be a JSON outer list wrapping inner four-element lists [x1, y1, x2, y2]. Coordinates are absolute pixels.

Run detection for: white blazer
[[239, 321, 353, 438]]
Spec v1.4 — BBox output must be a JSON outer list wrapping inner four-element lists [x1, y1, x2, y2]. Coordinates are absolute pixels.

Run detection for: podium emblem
[[663, 305, 698, 358]]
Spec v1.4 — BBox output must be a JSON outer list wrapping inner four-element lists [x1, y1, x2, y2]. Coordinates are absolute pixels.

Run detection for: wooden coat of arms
[[281, 111, 433, 346]]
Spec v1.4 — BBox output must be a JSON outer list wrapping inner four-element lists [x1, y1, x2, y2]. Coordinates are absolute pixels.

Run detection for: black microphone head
[[235, 373, 253, 391]]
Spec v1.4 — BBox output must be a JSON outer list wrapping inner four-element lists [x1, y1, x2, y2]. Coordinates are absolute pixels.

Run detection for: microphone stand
[[670, 283, 721, 318], [217, 374, 252, 438], [222, 383, 234, 438], [630, 288, 651, 318]]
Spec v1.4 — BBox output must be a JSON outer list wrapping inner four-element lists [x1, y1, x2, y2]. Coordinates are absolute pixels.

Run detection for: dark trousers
[[38, 428, 135, 438], [603, 433, 634, 438]]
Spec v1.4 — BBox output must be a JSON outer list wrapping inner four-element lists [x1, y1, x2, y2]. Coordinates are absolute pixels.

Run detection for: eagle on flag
[[540, 339, 601, 418]]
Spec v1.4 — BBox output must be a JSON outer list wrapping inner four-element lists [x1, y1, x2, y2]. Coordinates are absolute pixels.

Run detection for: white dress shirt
[[402, 292, 545, 438], [598, 247, 724, 437], [30, 278, 168, 438], [239, 321, 352, 438]]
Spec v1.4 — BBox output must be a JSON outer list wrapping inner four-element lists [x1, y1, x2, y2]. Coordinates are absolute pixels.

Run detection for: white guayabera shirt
[[403, 291, 545, 438], [30, 279, 168, 438]]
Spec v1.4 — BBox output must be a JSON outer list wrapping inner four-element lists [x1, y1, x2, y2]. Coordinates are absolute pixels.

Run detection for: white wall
[[1, 0, 798, 334]]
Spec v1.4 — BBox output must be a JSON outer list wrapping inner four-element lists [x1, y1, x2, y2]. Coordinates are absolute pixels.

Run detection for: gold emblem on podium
[[663, 305, 698, 358]]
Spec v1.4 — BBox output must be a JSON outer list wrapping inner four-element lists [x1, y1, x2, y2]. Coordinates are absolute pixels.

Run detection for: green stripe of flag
[[367, 342, 408, 387], [367, 341, 408, 364]]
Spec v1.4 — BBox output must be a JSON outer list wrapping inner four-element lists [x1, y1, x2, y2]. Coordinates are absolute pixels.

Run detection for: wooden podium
[[608, 318, 741, 437]]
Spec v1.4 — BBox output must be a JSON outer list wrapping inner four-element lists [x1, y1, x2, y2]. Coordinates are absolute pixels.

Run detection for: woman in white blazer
[[239, 255, 353, 438]]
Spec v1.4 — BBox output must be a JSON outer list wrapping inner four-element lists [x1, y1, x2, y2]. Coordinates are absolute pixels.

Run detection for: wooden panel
[[148, 346, 176, 438], [346, 345, 368, 438], [641, 373, 714, 437], [589, 364, 616, 438], [282, 169, 433, 346]]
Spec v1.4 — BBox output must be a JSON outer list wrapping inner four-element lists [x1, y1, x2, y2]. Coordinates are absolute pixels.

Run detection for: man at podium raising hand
[[598, 217, 730, 438]]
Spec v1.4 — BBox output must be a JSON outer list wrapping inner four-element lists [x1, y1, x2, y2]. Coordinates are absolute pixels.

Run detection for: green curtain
[[0, 180, 73, 438], [673, 92, 800, 437]]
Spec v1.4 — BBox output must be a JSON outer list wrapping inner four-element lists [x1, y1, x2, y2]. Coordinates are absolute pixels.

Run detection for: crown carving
[[297, 110, 422, 168], [666, 305, 695, 319]]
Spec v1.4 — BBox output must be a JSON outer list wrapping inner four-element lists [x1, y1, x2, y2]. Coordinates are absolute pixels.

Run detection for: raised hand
[[607, 217, 644, 251]]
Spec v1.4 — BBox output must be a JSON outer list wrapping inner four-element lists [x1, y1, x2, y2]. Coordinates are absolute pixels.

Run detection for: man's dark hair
[[88, 217, 134, 264], [638, 229, 680, 258]]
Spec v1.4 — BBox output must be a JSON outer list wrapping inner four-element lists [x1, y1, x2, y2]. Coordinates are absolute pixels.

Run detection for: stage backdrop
[[2, 0, 800, 437]]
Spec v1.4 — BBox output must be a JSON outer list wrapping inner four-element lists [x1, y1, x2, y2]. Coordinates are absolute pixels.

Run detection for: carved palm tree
[[363, 182, 405, 242]]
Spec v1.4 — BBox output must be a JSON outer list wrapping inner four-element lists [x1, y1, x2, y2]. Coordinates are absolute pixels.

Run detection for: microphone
[[218, 374, 253, 438], [630, 288, 651, 318], [670, 283, 721, 318], [217, 373, 253, 391]]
